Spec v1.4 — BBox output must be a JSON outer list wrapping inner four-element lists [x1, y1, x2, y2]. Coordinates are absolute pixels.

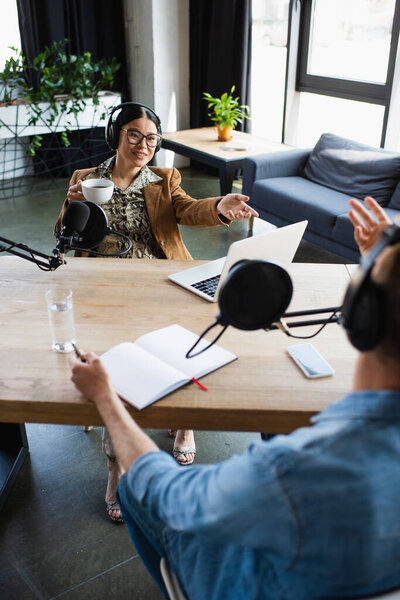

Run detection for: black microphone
[[71, 201, 110, 250], [186, 260, 293, 357], [54, 201, 132, 256], [186, 260, 341, 358], [216, 260, 293, 330], [55, 202, 90, 253]]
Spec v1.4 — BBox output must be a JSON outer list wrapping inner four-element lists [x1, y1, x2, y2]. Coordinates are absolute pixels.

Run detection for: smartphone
[[286, 343, 334, 379]]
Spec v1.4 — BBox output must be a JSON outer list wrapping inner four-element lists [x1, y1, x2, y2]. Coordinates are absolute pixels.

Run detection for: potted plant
[[0, 39, 120, 156], [203, 86, 250, 141]]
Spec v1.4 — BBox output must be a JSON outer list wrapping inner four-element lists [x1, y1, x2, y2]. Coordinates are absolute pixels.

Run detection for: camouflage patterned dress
[[82, 156, 166, 259]]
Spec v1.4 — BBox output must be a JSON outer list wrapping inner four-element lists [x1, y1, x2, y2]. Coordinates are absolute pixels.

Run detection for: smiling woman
[[55, 102, 258, 260], [54, 101, 259, 523]]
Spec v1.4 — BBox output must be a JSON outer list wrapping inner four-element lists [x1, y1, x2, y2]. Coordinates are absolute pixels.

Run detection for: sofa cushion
[[303, 133, 400, 207], [251, 176, 352, 237], [388, 180, 400, 209], [332, 214, 361, 251], [333, 205, 400, 250]]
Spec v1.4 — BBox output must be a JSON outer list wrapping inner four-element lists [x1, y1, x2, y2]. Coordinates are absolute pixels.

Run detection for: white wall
[[124, 0, 155, 104], [123, 0, 190, 167]]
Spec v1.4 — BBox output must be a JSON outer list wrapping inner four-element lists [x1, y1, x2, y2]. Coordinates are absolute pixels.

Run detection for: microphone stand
[[0, 235, 64, 271], [186, 306, 342, 358], [54, 228, 133, 257], [267, 306, 341, 332]]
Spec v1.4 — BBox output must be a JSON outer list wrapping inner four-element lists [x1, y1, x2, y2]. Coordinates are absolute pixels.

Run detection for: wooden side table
[[161, 127, 291, 195]]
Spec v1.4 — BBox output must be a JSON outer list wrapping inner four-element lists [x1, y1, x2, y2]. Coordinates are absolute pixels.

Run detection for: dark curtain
[[16, 0, 127, 176], [189, 0, 252, 132], [16, 0, 127, 96]]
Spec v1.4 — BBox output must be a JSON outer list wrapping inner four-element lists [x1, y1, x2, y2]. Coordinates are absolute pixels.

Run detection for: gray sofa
[[242, 133, 400, 262]]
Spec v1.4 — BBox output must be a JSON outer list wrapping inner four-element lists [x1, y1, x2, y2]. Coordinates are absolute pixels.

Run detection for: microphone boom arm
[[268, 306, 342, 339], [0, 235, 64, 271], [283, 306, 341, 318], [267, 306, 341, 330]]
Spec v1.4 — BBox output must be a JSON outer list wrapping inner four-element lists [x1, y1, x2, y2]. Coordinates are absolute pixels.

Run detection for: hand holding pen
[[72, 342, 87, 363], [68, 346, 114, 404]]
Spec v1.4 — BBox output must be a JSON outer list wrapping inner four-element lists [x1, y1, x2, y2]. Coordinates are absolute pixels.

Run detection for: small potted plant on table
[[203, 85, 250, 141]]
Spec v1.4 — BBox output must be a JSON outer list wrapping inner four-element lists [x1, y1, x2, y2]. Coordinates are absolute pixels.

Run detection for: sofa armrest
[[242, 148, 312, 196]]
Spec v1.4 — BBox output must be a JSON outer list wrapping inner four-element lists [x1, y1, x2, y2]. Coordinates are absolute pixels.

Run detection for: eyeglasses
[[121, 128, 162, 148]]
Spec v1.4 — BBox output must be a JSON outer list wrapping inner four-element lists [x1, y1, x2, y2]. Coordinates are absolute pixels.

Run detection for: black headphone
[[105, 102, 162, 152], [214, 224, 400, 353], [340, 223, 400, 351]]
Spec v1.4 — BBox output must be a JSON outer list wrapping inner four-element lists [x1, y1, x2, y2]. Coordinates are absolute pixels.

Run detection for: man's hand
[[68, 352, 113, 405], [68, 352, 159, 470], [217, 193, 259, 221], [348, 196, 392, 254], [67, 179, 84, 203]]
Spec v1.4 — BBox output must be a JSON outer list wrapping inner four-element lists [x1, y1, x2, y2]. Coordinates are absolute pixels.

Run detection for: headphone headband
[[105, 102, 162, 151], [108, 102, 161, 128]]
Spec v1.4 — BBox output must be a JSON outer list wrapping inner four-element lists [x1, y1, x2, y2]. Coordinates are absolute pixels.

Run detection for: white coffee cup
[[81, 179, 114, 204]]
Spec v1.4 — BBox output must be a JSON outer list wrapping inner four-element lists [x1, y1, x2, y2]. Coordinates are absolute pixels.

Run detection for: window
[[251, 0, 290, 142], [296, 93, 385, 147], [0, 0, 21, 71], [295, 0, 400, 146], [306, 0, 395, 84]]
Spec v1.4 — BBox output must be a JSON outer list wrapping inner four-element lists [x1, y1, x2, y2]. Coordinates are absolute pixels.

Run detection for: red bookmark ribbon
[[191, 377, 208, 391]]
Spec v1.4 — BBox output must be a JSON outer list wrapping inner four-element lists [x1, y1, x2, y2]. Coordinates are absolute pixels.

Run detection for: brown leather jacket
[[55, 166, 225, 259]]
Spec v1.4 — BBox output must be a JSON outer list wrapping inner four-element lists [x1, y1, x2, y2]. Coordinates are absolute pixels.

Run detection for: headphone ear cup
[[105, 120, 119, 151], [153, 120, 162, 153], [343, 278, 385, 351]]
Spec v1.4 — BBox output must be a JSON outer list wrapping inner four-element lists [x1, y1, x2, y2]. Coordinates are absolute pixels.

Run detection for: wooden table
[[0, 257, 356, 507], [161, 127, 291, 195]]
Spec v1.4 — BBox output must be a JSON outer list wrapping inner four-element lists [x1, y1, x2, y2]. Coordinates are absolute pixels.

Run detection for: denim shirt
[[120, 391, 400, 599]]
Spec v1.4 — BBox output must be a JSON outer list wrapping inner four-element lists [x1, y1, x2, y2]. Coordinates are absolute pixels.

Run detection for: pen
[[72, 342, 87, 363]]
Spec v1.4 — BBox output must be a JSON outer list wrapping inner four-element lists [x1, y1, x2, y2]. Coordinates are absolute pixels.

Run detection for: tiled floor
[[0, 166, 347, 600]]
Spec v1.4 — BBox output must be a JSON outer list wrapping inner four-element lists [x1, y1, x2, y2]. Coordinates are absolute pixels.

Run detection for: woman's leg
[[102, 427, 125, 521]]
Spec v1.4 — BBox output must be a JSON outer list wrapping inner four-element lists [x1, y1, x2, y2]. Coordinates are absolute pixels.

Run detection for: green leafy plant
[[0, 40, 120, 155], [27, 134, 42, 156], [203, 86, 250, 129]]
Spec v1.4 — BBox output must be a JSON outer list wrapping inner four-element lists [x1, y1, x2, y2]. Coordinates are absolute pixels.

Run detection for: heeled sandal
[[172, 444, 196, 466], [105, 500, 124, 523], [106, 455, 124, 523]]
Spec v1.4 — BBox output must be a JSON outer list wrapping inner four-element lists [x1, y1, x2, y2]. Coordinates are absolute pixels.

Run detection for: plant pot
[[217, 125, 233, 142]]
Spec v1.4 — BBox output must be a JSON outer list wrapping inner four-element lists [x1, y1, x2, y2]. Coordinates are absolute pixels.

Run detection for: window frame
[[295, 0, 400, 145]]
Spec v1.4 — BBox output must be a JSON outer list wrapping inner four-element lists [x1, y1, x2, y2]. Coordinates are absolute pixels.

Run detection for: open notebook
[[168, 220, 308, 302], [100, 324, 237, 410]]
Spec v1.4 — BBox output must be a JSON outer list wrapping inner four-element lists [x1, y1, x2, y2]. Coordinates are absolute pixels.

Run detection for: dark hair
[[374, 242, 400, 364], [116, 105, 161, 133]]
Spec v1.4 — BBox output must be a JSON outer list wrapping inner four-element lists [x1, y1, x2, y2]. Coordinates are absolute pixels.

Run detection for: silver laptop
[[168, 220, 308, 302]]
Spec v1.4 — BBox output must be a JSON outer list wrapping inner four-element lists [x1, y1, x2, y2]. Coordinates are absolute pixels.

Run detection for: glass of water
[[45, 289, 76, 353]]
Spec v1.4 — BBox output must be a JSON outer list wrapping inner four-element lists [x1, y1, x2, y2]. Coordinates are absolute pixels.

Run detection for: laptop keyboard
[[191, 274, 220, 297]]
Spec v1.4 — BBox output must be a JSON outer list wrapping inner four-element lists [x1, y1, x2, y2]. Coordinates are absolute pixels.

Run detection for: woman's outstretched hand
[[348, 196, 392, 254], [217, 194, 259, 221]]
